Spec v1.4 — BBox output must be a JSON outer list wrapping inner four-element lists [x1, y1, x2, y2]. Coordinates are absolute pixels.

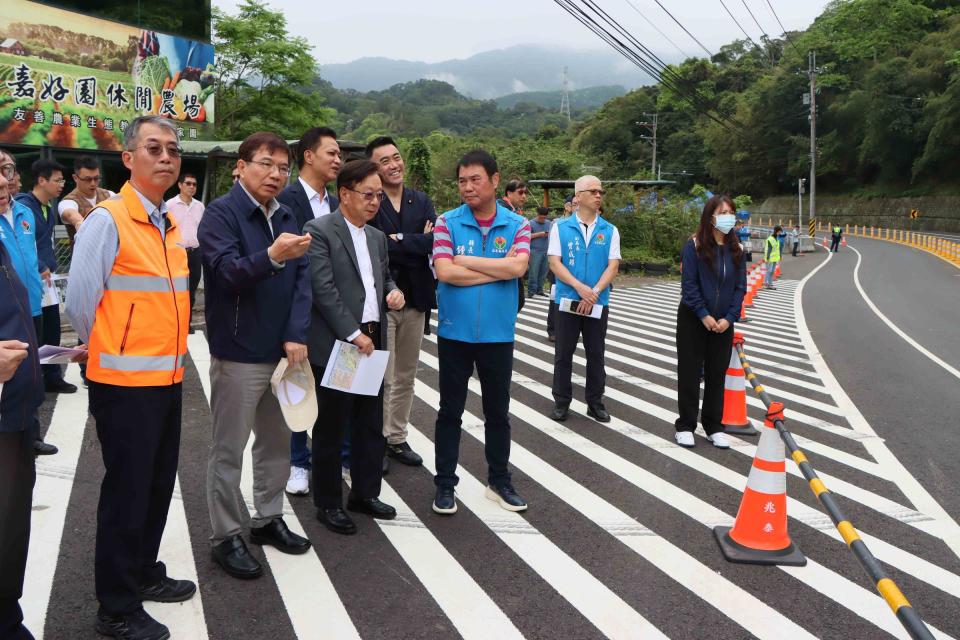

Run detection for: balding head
[[574, 175, 602, 216], [574, 175, 600, 193]]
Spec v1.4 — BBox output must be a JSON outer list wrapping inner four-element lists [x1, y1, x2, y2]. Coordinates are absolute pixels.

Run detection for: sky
[[212, 0, 833, 65]]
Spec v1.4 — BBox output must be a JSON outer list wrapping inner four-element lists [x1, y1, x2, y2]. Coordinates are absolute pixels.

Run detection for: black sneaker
[[139, 576, 196, 602], [386, 442, 423, 466], [432, 486, 457, 515], [34, 440, 58, 456], [45, 378, 78, 394], [485, 483, 528, 512], [95, 608, 170, 640]]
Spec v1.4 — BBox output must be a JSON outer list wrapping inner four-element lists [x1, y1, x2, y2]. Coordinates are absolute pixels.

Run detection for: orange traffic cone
[[723, 334, 757, 436], [822, 236, 828, 248], [714, 402, 806, 566], [744, 288, 754, 307], [774, 263, 781, 279], [841, 237, 847, 247], [739, 301, 750, 323]]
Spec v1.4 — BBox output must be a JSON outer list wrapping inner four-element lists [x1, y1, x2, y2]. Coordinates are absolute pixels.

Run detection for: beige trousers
[[383, 307, 426, 445]]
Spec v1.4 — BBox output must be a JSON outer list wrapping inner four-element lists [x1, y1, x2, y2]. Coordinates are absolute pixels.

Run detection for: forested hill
[[572, 0, 960, 196], [495, 85, 626, 110]]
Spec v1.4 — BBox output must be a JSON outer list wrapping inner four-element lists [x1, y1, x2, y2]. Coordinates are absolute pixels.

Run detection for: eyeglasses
[[51, 178, 66, 185], [347, 188, 385, 203], [577, 188, 605, 196], [0, 163, 16, 179], [134, 142, 183, 158], [75, 175, 101, 184], [182, 181, 197, 187], [247, 159, 291, 177]]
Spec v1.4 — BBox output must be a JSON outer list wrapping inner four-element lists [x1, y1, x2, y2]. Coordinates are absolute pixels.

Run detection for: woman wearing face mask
[[674, 195, 747, 449]]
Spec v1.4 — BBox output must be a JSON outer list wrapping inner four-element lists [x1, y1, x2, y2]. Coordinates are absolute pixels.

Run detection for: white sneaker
[[341, 466, 351, 481], [709, 432, 731, 449], [675, 431, 695, 448], [285, 465, 310, 495]]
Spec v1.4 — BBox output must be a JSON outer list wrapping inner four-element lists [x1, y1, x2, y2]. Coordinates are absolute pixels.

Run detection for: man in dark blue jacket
[[277, 126, 340, 496], [16, 158, 75, 394], [199, 132, 313, 580], [0, 230, 43, 640]]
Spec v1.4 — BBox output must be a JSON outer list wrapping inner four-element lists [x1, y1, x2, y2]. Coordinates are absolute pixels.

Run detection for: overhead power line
[[717, 0, 763, 52], [739, 0, 770, 40], [763, 0, 805, 57], [648, 0, 714, 58], [620, 0, 691, 60]]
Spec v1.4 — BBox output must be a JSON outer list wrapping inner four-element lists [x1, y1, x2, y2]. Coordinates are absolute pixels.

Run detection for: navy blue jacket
[[680, 238, 747, 325], [198, 182, 312, 363], [15, 191, 58, 273], [277, 180, 338, 233], [0, 242, 42, 433], [369, 187, 437, 312]]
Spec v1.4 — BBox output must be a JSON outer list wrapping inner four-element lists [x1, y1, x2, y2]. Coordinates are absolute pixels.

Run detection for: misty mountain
[[495, 85, 627, 111], [319, 45, 660, 99]]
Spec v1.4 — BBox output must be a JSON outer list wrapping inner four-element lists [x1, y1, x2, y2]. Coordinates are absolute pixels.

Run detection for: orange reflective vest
[[86, 182, 190, 386]]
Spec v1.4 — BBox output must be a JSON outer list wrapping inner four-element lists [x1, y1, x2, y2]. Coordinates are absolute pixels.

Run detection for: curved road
[[802, 237, 960, 522]]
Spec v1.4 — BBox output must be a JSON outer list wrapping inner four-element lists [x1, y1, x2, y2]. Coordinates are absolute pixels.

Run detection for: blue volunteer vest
[[553, 214, 614, 306], [436, 203, 526, 343]]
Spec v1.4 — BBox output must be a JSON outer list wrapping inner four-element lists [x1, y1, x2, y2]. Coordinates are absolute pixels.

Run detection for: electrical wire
[[717, 0, 763, 52], [763, 0, 805, 57], [740, 0, 770, 40], [620, 0, 691, 60], [648, 0, 714, 58]]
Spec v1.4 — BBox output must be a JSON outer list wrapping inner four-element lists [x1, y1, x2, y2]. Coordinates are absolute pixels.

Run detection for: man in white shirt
[[278, 126, 343, 495], [166, 173, 205, 325]]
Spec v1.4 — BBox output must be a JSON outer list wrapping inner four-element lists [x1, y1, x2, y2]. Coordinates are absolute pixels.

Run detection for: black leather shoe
[[249, 518, 311, 555], [432, 486, 457, 515], [139, 576, 196, 602], [95, 608, 170, 640], [382, 456, 390, 476], [34, 440, 58, 455], [211, 535, 262, 579], [550, 403, 569, 421], [45, 378, 77, 394], [317, 508, 357, 535], [346, 495, 397, 520], [547, 334, 556, 343], [386, 442, 423, 466], [587, 404, 611, 423]]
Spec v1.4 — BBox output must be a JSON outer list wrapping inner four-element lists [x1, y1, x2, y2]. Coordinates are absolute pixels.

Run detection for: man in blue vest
[[548, 175, 621, 423], [430, 150, 531, 515]]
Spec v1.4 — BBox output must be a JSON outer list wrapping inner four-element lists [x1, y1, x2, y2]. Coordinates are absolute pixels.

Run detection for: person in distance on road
[[674, 195, 746, 450], [764, 225, 782, 290]]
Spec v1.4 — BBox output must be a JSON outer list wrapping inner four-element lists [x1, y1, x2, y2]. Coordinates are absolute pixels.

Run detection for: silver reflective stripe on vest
[[99, 353, 185, 371], [746, 467, 786, 494], [106, 275, 188, 292]]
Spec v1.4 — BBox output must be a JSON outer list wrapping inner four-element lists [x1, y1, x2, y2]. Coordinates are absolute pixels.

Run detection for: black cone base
[[724, 423, 759, 436], [713, 526, 807, 567]]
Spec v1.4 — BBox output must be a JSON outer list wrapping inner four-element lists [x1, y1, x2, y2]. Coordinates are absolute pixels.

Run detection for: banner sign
[[0, 0, 214, 150]]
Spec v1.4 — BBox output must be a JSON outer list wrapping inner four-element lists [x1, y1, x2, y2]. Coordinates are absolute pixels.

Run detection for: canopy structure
[[527, 179, 676, 207]]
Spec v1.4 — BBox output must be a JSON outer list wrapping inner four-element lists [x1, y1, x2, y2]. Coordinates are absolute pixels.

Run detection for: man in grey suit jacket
[[304, 159, 405, 535]]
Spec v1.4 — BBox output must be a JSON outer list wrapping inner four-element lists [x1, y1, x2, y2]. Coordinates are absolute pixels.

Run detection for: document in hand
[[558, 297, 603, 319], [37, 345, 86, 364], [41, 279, 60, 308], [320, 340, 390, 396]]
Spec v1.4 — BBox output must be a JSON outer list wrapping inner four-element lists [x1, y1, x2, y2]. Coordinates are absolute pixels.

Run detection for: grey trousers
[[207, 358, 289, 543], [383, 307, 426, 445]]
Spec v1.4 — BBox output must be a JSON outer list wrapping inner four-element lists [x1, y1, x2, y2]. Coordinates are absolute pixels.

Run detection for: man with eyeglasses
[[498, 179, 527, 215], [59, 156, 114, 245], [304, 159, 404, 534], [64, 115, 196, 639], [166, 173, 205, 330], [15, 158, 77, 395], [278, 126, 341, 496], [199, 131, 313, 579], [0, 150, 58, 458], [548, 175, 621, 424]]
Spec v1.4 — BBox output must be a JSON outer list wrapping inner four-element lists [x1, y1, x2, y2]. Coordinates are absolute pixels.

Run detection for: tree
[[405, 138, 433, 197], [212, 0, 334, 140]]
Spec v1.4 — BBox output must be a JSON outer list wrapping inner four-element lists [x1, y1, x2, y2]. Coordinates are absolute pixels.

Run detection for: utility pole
[[798, 177, 806, 230], [807, 51, 817, 226], [637, 112, 658, 178], [559, 66, 571, 123]]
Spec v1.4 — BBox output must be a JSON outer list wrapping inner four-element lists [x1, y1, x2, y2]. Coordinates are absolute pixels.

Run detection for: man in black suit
[[366, 136, 436, 468], [278, 126, 341, 496], [304, 159, 405, 535]]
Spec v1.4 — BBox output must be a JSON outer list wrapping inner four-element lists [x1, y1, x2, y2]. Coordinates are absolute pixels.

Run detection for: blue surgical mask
[[715, 214, 736, 234]]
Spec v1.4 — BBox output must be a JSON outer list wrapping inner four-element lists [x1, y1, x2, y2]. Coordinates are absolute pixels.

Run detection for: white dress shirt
[[547, 212, 622, 259], [165, 194, 204, 248], [343, 218, 380, 343], [299, 177, 332, 219]]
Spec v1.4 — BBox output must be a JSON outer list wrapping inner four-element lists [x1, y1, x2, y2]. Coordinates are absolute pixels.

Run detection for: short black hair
[[337, 159, 380, 194], [456, 149, 498, 179], [239, 131, 291, 164], [365, 135, 398, 158], [178, 172, 198, 184], [504, 179, 526, 194], [31, 158, 65, 181], [296, 126, 338, 169], [774, 225, 783, 234], [74, 156, 98, 173], [536, 206, 549, 216]]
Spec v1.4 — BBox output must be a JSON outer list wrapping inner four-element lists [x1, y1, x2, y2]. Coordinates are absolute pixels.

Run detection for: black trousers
[[791, 241, 799, 257], [675, 304, 733, 435], [88, 381, 182, 615], [312, 323, 385, 509], [552, 305, 610, 406], [830, 236, 841, 252], [186, 248, 202, 314], [0, 430, 35, 639], [546, 271, 556, 336], [434, 338, 513, 489], [30, 317, 44, 443], [40, 303, 64, 384]]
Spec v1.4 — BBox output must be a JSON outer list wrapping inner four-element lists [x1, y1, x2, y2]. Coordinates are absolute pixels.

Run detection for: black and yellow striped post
[[735, 341, 935, 640]]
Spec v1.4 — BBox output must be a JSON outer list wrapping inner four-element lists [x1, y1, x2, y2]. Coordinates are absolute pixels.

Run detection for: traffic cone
[[714, 402, 806, 566], [723, 334, 757, 436], [822, 236, 828, 248], [744, 288, 754, 307], [774, 263, 782, 279], [739, 302, 750, 323], [841, 237, 847, 248]]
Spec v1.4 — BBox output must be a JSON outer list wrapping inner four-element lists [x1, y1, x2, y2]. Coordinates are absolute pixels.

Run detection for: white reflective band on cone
[[755, 429, 785, 463], [728, 348, 740, 369], [725, 374, 746, 392], [746, 467, 787, 494]]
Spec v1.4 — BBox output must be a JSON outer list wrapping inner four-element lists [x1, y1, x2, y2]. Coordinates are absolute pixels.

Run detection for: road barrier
[[725, 337, 936, 640]]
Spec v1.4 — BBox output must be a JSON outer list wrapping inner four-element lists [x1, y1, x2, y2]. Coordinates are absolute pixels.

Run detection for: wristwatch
[[396, 233, 404, 241]]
